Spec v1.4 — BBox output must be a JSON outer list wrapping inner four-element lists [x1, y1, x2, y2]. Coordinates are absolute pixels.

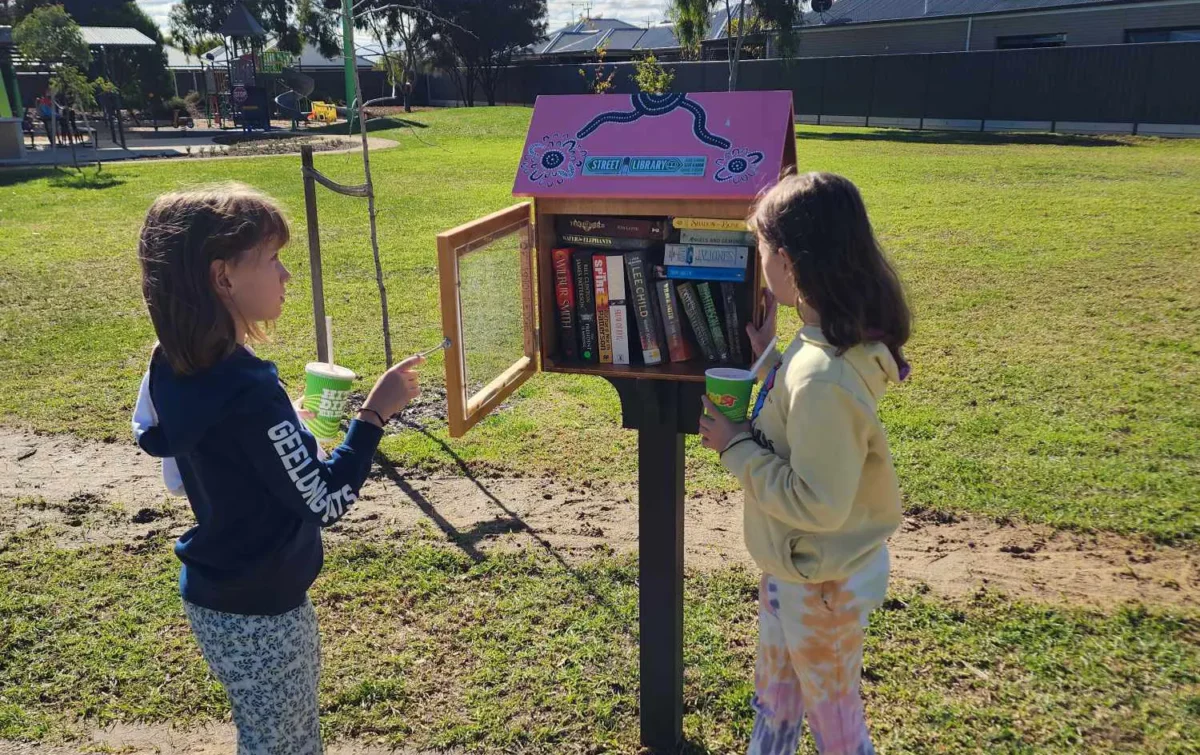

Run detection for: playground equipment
[[274, 68, 315, 130], [309, 101, 337, 124]]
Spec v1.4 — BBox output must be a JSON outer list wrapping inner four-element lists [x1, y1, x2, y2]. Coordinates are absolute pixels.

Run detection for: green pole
[[341, 0, 356, 132]]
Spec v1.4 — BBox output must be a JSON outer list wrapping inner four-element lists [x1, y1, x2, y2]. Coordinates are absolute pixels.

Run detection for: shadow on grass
[[0, 167, 56, 187], [797, 127, 1134, 148], [46, 168, 126, 190], [378, 423, 636, 640], [309, 116, 430, 136]]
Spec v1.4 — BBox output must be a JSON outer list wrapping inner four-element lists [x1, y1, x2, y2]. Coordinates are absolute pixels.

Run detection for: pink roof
[[513, 91, 795, 200]]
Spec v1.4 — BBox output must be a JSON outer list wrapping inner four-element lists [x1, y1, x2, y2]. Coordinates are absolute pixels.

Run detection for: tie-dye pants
[[748, 547, 890, 755]]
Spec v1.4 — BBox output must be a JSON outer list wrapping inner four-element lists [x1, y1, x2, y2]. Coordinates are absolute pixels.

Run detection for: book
[[559, 233, 657, 251], [680, 228, 754, 246], [623, 250, 664, 365], [664, 243, 749, 269], [662, 265, 747, 283], [655, 280, 694, 363], [677, 282, 719, 362], [572, 249, 598, 362], [606, 254, 631, 365], [672, 217, 749, 232], [557, 215, 667, 240], [697, 283, 731, 363], [720, 281, 746, 364], [551, 248, 578, 361], [592, 254, 614, 364]]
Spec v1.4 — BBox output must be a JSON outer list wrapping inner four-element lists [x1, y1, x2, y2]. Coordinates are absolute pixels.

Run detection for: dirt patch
[[0, 722, 440, 755], [2, 428, 1197, 612]]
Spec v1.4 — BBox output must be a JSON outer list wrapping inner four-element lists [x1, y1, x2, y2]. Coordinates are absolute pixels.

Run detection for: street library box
[[436, 91, 796, 437]]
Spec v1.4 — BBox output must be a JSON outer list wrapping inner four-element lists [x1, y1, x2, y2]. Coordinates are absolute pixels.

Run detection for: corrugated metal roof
[[634, 25, 681, 49], [79, 26, 156, 47], [165, 45, 203, 69], [806, 0, 1139, 26], [552, 30, 610, 54], [605, 29, 647, 49]]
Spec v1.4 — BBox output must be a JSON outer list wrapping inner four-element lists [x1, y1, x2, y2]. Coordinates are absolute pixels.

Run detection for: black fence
[[428, 41, 1200, 132]]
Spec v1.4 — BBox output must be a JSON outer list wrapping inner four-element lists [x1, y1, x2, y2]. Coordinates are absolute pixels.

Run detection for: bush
[[634, 52, 674, 95], [166, 96, 188, 113]]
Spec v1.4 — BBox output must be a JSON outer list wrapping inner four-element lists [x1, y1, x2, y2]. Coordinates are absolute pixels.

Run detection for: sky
[[134, 0, 674, 39]]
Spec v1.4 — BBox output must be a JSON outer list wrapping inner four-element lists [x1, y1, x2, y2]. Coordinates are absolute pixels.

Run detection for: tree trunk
[[351, 60, 394, 368]]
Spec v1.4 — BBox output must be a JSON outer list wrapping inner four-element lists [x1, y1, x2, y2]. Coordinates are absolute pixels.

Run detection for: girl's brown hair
[[137, 184, 289, 375], [751, 171, 911, 355]]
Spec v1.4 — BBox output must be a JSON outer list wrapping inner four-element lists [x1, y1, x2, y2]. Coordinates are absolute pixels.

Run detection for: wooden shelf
[[543, 357, 751, 382]]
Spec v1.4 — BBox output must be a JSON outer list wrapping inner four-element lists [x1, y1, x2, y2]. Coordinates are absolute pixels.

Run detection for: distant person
[[36, 92, 55, 146], [403, 78, 414, 113], [698, 172, 911, 755], [64, 106, 79, 144], [132, 185, 425, 754]]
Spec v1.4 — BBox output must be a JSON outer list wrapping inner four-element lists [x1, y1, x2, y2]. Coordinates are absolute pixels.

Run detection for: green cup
[[302, 362, 356, 440], [705, 367, 755, 423]]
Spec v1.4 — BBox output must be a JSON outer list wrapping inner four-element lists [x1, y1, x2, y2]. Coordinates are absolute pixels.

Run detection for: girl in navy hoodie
[[132, 185, 422, 754]]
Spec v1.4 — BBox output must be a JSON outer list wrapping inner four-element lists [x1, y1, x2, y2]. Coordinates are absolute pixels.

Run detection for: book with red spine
[[551, 248, 578, 361], [655, 280, 695, 363], [592, 254, 614, 364]]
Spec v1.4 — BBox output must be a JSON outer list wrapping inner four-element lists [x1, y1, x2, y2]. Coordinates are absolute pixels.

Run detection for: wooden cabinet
[[438, 91, 796, 437]]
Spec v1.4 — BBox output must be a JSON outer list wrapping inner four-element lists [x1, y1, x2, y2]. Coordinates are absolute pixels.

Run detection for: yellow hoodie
[[720, 325, 903, 584]]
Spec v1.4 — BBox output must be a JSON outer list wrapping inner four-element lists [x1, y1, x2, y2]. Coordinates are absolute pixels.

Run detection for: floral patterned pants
[[184, 598, 323, 755], [749, 548, 890, 755]]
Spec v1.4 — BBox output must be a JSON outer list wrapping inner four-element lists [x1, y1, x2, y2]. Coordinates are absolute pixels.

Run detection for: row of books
[[556, 215, 755, 284], [552, 247, 751, 367]]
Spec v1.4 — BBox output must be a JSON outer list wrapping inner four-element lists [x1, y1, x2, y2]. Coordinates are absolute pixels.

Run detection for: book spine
[[558, 215, 667, 240], [551, 248, 578, 361], [680, 228, 754, 245], [697, 283, 731, 362], [677, 282, 719, 362], [663, 265, 747, 282], [663, 244, 749, 269], [559, 234, 656, 251], [572, 250, 598, 362], [720, 281, 746, 364], [623, 251, 664, 365], [606, 255, 631, 365], [672, 217, 749, 232], [592, 255, 613, 364], [655, 280, 694, 363]]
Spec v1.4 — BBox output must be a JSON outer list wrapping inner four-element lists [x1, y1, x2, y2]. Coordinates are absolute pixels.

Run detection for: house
[[522, 0, 1200, 61]]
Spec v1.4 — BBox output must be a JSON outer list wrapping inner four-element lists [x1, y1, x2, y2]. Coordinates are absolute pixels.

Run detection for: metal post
[[301, 145, 330, 363], [636, 379, 685, 752]]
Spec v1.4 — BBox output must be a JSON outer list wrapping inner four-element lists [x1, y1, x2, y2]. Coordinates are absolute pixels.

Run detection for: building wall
[[791, 0, 1200, 56]]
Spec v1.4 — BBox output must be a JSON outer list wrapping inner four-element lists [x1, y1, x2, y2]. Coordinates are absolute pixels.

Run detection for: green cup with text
[[705, 367, 754, 423], [302, 362, 356, 440]]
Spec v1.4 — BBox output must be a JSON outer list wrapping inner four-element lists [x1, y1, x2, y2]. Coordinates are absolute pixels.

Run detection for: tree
[[170, 0, 342, 55], [633, 51, 674, 95], [578, 41, 616, 94], [13, 0, 172, 107], [668, 0, 803, 89], [423, 0, 546, 107], [668, 0, 712, 61], [13, 5, 90, 69]]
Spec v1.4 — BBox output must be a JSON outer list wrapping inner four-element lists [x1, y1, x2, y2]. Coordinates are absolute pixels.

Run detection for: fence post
[[301, 145, 330, 364]]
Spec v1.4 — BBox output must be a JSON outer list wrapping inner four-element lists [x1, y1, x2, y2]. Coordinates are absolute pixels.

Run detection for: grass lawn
[[1, 109, 1198, 540], [1, 530, 1198, 753]]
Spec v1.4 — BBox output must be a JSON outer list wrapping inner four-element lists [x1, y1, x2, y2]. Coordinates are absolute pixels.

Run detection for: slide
[[275, 68, 315, 127]]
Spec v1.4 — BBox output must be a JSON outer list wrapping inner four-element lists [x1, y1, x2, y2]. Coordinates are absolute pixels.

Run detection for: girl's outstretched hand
[[699, 396, 750, 453], [362, 354, 425, 421], [747, 289, 777, 358]]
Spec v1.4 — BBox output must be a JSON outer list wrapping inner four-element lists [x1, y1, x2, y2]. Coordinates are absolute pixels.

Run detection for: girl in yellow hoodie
[[700, 172, 911, 755]]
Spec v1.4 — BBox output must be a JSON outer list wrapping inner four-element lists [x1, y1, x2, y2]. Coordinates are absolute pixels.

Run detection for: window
[[1125, 27, 1200, 43], [997, 33, 1067, 49]]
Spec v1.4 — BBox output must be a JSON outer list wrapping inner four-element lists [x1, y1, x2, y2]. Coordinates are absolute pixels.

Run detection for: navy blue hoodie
[[137, 347, 383, 616]]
